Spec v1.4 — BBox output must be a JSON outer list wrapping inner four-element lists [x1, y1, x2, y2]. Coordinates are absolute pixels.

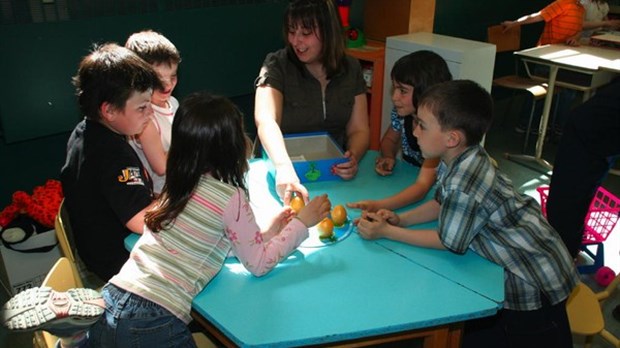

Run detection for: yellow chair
[[567, 276, 620, 347], [54, 200, 77, 265], [54, 200, 83, 288], [487, 24, 549, 153], [193, 331, 218, 348]]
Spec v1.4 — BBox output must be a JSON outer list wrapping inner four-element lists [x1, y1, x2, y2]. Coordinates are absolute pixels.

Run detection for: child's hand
[[357, 211, 390, 240], [375, 156, 395, 176], [501, 21, 515, 32], [347, 200, 381, 213], [265, 206, 295, 237], [375, 209, 400, 226], [332, 151, 358, 180], [607, 19, 620, 30], [295, 194, 331, 227]]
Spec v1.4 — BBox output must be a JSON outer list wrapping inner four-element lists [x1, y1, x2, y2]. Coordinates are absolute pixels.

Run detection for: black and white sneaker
[[1, 287, 104, 337]]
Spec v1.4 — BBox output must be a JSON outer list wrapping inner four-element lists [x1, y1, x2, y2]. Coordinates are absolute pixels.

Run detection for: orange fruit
[[290, 195, 305, 214], [331, 205, 347, 227], [317, 218, 335, 239]]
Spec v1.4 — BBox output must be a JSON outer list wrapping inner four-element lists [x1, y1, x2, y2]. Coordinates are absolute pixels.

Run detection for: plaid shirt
[[435, 145, 579, 310]]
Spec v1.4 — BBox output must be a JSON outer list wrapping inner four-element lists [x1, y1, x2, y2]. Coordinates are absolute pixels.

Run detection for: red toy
[[336, 0, 365, 48], [595, 266, 616, 287], [0, 179, 63, 230]]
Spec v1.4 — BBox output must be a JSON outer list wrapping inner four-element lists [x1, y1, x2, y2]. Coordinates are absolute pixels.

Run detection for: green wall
[[0, 0, 554, 208], [0, 2, 286, 207]]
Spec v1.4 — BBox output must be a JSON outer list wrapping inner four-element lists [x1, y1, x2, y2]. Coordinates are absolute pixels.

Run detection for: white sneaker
[[1, 287, 104, 337]]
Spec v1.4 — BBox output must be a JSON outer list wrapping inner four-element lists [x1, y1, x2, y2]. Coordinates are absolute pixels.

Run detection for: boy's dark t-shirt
[[61, 119, 153, 280]]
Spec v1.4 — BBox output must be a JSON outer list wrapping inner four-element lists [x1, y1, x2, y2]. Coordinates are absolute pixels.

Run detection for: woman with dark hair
[[254, 0, 370, 205]]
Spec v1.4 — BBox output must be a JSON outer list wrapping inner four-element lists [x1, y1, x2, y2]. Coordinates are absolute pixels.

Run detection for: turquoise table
[[125, 151, 504, 347]]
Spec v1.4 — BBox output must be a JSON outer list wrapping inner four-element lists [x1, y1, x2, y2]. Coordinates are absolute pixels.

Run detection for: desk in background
[[126, 152, 504, 347], [508, 44, 619, 171]]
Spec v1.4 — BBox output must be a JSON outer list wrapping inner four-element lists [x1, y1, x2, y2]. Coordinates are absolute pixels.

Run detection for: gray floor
[[1, 99, 620, 347]]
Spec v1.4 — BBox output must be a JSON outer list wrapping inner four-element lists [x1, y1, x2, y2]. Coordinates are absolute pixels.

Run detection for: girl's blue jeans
[[87, 284, 197, 348]]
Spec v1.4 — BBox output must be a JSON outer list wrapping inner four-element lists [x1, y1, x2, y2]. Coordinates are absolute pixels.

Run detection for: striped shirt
[[539, 0, 585, 45], [110, 174, 309, 323], [435, 145, 579, 310]]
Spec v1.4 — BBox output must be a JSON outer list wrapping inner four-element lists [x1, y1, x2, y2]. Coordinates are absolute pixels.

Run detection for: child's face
[[152, 62, 179, 108], [287, 22, 322, 66], [413, 105, 448, 160], [391, 81, 415, 117], [106, 90, 153, 136]]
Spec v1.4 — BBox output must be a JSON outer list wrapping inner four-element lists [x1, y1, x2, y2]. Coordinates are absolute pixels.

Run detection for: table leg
[[504, 66, 558, 172]]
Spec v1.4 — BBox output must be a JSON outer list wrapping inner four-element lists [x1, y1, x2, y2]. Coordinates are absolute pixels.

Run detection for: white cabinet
[[382, 32, 496, 136]]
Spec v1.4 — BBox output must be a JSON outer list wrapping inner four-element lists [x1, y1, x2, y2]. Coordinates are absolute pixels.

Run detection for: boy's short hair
[[391, 50, 452, 109], [72, 43, 162, 121], [125, 30, 181, 66], [419, 80, 493, 146]]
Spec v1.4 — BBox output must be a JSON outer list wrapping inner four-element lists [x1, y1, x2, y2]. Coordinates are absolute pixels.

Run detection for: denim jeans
[[88, 284, 196, 348]]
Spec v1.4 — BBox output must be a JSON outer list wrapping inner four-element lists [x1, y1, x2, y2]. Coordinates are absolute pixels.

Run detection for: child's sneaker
[[1, 287, 104, 337]]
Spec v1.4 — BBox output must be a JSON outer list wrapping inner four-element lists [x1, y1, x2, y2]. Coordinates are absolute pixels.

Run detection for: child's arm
[[397, 198, 440, 226], [126, 200, 157, 234], [224, 191, 330, 276], [357, 208, 445, 249], [348, 157, 439, 212], [501, 11, 543, 32], [583, 18, 620, 30], [135, 120, 167, 176], [375, 127, 401, 176], [260, 195, 330, 241]]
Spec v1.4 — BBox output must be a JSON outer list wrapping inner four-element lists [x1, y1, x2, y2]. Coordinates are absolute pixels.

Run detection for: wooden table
[[125, 152, 504, 347]]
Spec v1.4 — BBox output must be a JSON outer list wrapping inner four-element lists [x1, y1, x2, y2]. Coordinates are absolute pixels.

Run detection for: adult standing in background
[[546, 78, 620, 259], [254, 0, 370, 204]]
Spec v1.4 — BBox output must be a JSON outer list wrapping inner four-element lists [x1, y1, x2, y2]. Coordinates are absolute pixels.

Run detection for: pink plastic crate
[[537, 186, 620, 244]]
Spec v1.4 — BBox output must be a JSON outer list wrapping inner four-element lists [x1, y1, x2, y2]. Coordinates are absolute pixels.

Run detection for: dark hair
[[391, 50, 452, 110], [283, 0, 346, 78], [145, 92, 249, 232], [125, 30, 181, 66], [72, 43, 161, 120], [418, 80, 493, 146]]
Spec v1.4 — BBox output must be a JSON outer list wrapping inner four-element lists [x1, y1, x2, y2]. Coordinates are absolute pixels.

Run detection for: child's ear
[[100, 102, 115, 122], [446, 130, 464, 148]]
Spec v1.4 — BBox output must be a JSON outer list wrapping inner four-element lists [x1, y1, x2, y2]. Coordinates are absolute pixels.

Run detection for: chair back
[[566, 282, 605, 336], [33, 257, 84, 348], [487, 24, 520, 53], [55, 199, 78, 263], [42, 257, 82, 290]]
